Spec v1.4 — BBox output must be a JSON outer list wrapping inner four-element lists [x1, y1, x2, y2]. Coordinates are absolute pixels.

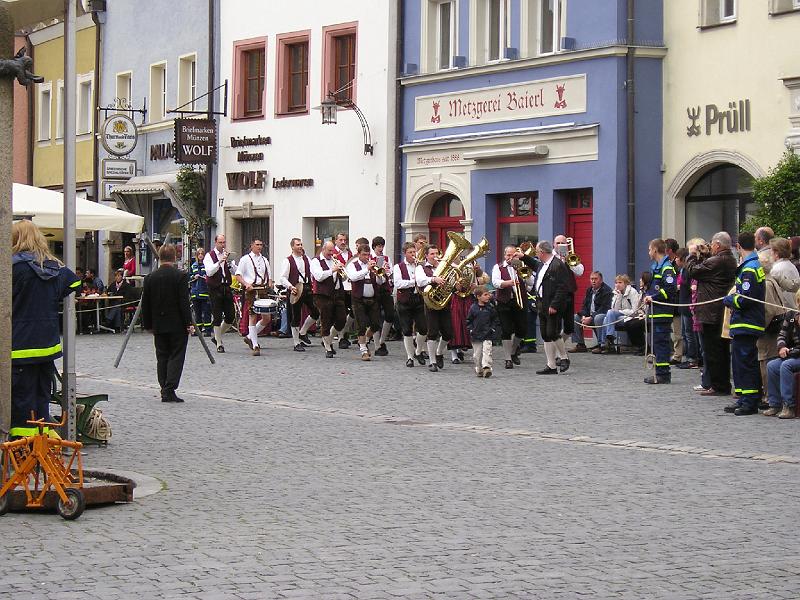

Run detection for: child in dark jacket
[[466, 286, 501, 378]]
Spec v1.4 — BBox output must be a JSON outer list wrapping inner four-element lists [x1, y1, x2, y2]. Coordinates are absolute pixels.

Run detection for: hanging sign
[[174, 118, 218, 164], [100, 114, 138, 156]]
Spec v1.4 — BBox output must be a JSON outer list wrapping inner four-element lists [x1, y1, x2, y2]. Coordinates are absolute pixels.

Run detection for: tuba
[[423, 232, 489, 310]]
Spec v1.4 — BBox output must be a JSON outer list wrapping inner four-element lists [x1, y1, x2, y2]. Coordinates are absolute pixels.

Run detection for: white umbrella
[[12, 183, 144, 234]]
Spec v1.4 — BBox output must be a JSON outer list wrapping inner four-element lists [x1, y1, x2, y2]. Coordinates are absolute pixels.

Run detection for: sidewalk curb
[[88, 468, 164, 499]]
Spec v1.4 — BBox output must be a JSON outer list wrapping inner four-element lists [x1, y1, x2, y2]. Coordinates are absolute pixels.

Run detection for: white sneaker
[[692, 384, 708, 391]]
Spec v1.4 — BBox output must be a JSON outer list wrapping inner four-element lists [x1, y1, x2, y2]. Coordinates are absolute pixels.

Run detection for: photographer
[[764, 300, 800, 419], [684, 232, 737, 396]]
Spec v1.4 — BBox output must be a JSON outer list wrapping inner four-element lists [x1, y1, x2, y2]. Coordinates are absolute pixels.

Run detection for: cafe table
[[77, 294, 124, 334]]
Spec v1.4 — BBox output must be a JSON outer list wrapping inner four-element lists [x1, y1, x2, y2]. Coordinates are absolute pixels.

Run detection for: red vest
[[350, 261, 377, 299], [396, 261, 415, 304], [287, 254, 311, 286], [206, 249, 231, 288], [312, 256, 338, 296], [496, 264, 514, 304]]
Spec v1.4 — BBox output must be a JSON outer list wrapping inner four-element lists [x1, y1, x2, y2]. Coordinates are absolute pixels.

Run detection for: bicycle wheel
[[57, 488, 85, 520]]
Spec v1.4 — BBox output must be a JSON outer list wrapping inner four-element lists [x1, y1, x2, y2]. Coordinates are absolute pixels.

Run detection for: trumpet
[[332, 257, 349, 281], [370, 256, 389, 278]]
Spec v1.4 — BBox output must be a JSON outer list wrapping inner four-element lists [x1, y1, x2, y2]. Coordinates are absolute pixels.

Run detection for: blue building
[[95, 0, 218, 277], [399, 0, 665, 288]]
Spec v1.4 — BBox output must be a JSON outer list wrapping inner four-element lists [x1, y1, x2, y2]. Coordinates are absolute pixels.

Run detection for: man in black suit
[[141, 244, 193, 403], [530, 240, 572, 374]]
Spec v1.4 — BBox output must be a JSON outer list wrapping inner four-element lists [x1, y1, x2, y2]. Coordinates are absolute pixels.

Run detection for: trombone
[[557, 237, 581, 267]]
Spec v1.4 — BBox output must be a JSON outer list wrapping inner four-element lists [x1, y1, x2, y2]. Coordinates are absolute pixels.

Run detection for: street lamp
[[319, 82, 373, 156]]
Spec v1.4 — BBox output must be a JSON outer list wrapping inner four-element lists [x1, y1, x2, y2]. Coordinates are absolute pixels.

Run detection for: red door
[[428, 194, 465, 253], [565, 189, 593, 314]]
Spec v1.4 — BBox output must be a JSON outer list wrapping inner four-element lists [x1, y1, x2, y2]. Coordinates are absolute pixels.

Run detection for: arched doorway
[[427, 194, 465, 250], [685, 164, 755, 242]]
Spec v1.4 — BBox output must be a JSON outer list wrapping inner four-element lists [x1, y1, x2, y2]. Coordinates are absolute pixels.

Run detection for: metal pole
[[62, 0, 77, 441], [0, 7, 14, 442], [626, 0, 636, 277]]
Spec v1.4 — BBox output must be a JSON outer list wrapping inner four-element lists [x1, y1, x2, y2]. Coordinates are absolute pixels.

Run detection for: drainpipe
[[393, 0, 405, 259], [626, 0, 636, 276], [206, 0, 216, 248], [26, 37, 34, 184], [92, 7, 102, 271]]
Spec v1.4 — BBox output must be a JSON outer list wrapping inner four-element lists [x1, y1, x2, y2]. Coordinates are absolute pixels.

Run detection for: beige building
[[662, 0, 800, 243]]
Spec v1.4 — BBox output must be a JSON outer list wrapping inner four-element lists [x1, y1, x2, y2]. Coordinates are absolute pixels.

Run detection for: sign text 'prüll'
[[174, 118, 218, 164], [226, 170, 268, 190], [686, 99, 751, 137]]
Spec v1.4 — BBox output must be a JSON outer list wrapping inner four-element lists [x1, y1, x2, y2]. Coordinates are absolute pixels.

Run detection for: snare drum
[[252, 298, 279, 316]]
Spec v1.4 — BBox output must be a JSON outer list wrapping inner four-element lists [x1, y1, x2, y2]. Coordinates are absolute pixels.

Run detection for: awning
[[12, 183, 144, 235], [110, 172, 193, 222]]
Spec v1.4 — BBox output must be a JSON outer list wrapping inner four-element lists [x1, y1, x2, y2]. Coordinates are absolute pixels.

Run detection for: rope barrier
[[62, 298, 141, 315]]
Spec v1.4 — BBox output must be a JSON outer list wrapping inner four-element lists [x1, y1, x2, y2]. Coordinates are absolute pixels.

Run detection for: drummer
[[280, 238, 320, 352], [235, 237, 273, 356]]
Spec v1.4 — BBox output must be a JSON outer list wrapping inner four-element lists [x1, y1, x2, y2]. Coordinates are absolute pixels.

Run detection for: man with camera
[[684, 232, 738, 396]]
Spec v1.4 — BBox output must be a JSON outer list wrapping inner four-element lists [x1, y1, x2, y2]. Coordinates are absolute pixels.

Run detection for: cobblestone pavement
[[3, 330, 800, 599]]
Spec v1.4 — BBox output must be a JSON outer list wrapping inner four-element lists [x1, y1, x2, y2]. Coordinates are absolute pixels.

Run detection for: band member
[[531, 241, 572, 374], [643, 238, 677, 384], [413, 233, 428, 262], [204, 234, 236, 353], [334, 232, 355, 348], [189, 247, 212, 336], [416, 244, 453, 372], [393, 242, 428, 367], [280, 238, 320, 352], [346, 244, 385, 361], [553, 234, 582, 366], [492, 246, 530, 369], [311, 241, 348, 358], [235, 237, 273, 356], [371, 236, 396, 356]]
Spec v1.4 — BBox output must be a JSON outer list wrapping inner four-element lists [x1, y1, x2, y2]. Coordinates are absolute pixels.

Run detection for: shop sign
[[102, 158, 136, 179], [272, 177, 314, 189], [415, 74, 586, 131], [100, 114, 138, 156], [102, 181, 119, 200], [150, 142, 176, 161], [230, 134, 271, 147], [411, 151, 465, 169], [686, 99, 751, 137], [174, 118, 217, 164], [226, 170, 268, 190]]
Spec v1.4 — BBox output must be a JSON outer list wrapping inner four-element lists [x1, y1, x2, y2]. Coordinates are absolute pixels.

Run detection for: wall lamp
[[320, 81, 373, 156]]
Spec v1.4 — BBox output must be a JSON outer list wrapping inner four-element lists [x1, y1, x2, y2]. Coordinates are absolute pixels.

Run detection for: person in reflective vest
[[10, 221, 81, 438], [643, 238, 677, 384], [189, 247, 212, 336], [723, 231, 766, 415]]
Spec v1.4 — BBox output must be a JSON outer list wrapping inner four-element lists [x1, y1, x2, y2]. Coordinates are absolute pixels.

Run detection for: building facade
[[12, 34, 31, 185], [662, 0, 800, 243], [97, 0, 215, 277], [400, 0, 665, 285], [216, 0, 398, 265]]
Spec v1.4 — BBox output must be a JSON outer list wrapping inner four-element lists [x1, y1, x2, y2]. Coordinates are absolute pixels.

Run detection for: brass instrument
[[423, 232, 490, 310], [515, 241, 536, 279], [557, 237, 581, 268], [370, 255, 389, 278], [332, 256, 350, 281], [508, 259, 526, 309], [415, 245, 427, 263]]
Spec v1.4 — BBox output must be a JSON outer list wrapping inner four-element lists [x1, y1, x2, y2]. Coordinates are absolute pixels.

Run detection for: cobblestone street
[[3, 330, 800, 599]]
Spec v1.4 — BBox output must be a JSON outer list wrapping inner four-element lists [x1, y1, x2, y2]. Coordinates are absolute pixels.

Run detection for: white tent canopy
[[12, 183, 144, 234]]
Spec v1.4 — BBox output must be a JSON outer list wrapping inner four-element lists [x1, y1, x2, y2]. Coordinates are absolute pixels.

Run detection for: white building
[[216, 0, 399, 265]]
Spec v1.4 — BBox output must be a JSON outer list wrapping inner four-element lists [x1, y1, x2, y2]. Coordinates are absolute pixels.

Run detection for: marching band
[[189, 231, 593, 376]]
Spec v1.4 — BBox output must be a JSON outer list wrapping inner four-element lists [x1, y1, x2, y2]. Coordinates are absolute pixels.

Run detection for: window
[[520, 0, 565, 57], [700, 0, 737, 26], [115, 71, 132, 111], [77, 74, 93, 135], [437, 1, 455, 70], [496, 193, 539, 260], [55, 80, 64, 139], [685, 165, 754, 242], [276, 31, 310, 116], [37, 82, 52, 141], [149, 62, 167, 122], [422, 1, 457, 72], [315, 217, 349, 256], [233, 38, 266, 120], [178, 54, 197, 111], [769, 0, 800, 13], [488, 0, 509, 61], [323, 22, 358, 104], [539, 0, 564, 54]]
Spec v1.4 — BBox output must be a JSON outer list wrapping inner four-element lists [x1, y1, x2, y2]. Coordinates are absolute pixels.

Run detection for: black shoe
[[374, 343, 388, 356], [299, 333, 312, 346], [415, 353, 426, 366], [643, 375, 671, 384], [505, 360, 514, 369], [734, 406, 758, 416], [456, 350, 464, 362], [421, 351, 429, 361], [758, 400, 770, 410], [325, 350, 335, 358], [558, 358, 570, 373], [338, 338, 351, 349], [293, 344, 306, 352], [216, 345, 225, 353], [723, 403, 738, 413], [511, 353, 521, 366], [536, 366, 558, 375], [162, 394, 185, 403], [406, 358, 414, 367], [435, 355, 444, 369], [428, 363, 439, 372], [277, 332, 291, 339]]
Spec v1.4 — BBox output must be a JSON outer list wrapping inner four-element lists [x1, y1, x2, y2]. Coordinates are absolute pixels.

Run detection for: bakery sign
[[415, 74, 587, 131]]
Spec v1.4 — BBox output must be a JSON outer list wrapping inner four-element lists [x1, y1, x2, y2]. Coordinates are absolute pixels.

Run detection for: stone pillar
[[0, 7, 13, 441]]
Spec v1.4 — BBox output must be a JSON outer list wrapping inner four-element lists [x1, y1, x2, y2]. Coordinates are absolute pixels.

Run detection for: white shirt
[[393, 260, 418, 292], [336, 248, 353, 291], [310, 253, 343, 290], [280, 254, 309, 289], [346, 258, 382, 298], [204, 247, 229, 278], [235, 252, 271, 286], [415, 262, 436, 289], [535, 255, 555, 296], [491, 261, 518, 290]]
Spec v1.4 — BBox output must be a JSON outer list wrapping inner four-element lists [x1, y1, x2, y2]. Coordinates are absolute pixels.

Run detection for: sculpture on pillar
[[0, 47, 44, 86]]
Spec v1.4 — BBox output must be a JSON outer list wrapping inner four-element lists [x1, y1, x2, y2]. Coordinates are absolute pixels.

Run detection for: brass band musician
[[492, 245, 532, 369], [235, 237, 273, 356], [416, 245, 452, 372], [280, 238, 320, 352]]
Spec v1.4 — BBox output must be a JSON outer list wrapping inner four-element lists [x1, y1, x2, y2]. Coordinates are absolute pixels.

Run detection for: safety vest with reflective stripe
[[724, 252, 765, 337], [646, 256, 677, 322]]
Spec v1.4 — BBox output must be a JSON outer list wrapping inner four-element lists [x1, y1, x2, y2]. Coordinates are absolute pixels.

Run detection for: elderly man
[[532, 240, 572, 374], [685, 232, 738, 396], [755, 226, 774, 263], [569, 271, 612, 352]]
